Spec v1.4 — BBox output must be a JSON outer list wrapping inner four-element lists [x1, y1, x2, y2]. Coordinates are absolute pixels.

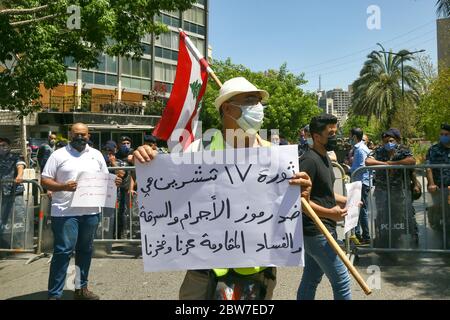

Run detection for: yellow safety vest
[[208, 131, 271, 278]]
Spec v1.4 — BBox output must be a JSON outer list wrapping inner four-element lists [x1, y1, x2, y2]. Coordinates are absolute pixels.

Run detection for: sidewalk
[[1, 251, 450, 300]]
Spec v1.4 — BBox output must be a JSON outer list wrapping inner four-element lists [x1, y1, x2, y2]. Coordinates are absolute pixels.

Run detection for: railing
[[350, 164, 450, 254], [0, 179, 48, 261]]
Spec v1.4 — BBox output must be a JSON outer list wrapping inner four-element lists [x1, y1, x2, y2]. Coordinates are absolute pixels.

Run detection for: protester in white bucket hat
[[132, 76, 312, 301], [214, 77, 269, 110]]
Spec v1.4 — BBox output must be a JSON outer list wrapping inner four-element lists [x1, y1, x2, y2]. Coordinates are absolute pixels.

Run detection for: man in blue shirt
[[349, 128, 371, 244]]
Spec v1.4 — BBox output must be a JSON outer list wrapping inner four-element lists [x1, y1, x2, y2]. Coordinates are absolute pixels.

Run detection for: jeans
[[297, 232, 352, 300], [0, 194, 26, 249], [355, 184, 371, 240], [48, 214, 100, 299]]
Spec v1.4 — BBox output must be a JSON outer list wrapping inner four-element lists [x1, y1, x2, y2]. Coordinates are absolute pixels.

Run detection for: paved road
[[1, 248, 450, 300]]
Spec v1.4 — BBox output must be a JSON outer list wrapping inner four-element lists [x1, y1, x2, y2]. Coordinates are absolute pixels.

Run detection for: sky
[[208, 0, 439, 92]]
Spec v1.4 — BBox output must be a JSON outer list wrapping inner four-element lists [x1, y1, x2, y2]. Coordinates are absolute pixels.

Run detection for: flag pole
[[179, 28, 222, 88]]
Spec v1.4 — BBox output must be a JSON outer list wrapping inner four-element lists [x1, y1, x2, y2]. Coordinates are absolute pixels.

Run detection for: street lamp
[[377, 44, 426, 99]]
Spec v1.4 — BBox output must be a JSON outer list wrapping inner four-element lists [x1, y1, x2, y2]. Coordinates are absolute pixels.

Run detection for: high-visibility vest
[[208, 130, 271, 278]]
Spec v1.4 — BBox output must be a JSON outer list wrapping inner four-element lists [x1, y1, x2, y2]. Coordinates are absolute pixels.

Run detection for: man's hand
[[132, 145, 158, 164], [115, 176, 123, 187], [330, 205, 348, 222], [15, 176, 23, 184], [64, 181, 78, 192], [289, 172, 312, 201], [428, 184, 439, 193]]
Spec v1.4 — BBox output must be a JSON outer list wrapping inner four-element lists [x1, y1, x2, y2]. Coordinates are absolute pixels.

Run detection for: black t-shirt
[[300, 149, 337, 236]]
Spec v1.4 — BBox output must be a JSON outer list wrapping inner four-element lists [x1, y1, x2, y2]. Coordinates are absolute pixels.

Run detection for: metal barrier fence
[[94, 167, 141, 251], [350, 164, 450, 255], [331, 162, 352, 254], [0, 179, 48, 259]]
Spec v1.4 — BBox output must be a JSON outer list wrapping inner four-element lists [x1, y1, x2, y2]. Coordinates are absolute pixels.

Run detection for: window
[[64, 56, 77, 68], [155, 31, 179, 50], [82, 71, 94, 84], [122, 57, 131, 75], [94, 73, 106, 85], [106, 55, 117, 73], [184, 7, 205, 25], [183, 21, 205, 35], [106, 74, 117, 86], [154, 62, 176, 83], [155, 13, 180, 28], [132, 59, 141, 77], [142, 59, 151, 78], [66, 69, 76, 82]]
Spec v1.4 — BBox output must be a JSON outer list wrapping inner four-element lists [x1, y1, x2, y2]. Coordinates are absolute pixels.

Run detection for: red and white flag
[[152, 30, 209, 152]]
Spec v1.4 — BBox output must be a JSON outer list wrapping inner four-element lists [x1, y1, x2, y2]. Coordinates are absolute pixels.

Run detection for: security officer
[[426, 124, 450, 235]]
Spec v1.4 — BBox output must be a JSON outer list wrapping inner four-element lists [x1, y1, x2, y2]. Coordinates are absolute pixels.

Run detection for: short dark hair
[[309, 114, 338, 137], [120, 136, 132, 143], [441, 123, 450, 132], [351, 128, 364, 141], [0, 137, 11, 145]]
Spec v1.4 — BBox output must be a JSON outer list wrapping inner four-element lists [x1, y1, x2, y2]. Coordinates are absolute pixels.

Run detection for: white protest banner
[[135, 145, 304, 273], [344, 181, 363, 234], [71, 172, 117, 208]]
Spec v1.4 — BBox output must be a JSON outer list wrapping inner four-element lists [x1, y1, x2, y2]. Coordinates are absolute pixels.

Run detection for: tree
[[414, 53, 438, 93], [200, 59, 321, 142], [436, 0, 450, 18], [0, 0, 196, 116], [350, 44, 423, 129], [342, 113, 383, 142], [418, 68, 450, 141]]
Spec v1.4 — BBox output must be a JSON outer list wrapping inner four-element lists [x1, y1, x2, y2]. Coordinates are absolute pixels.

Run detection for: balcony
[[38, 95, 163, 129]]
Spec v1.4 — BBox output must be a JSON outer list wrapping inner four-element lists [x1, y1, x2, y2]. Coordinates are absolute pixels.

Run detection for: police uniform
[[426, 135, 450, 234], [370, 144, 417, 248]]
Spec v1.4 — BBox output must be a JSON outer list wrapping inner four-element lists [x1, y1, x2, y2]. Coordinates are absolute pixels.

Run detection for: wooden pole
[[301, 198, 372, 295], [208, 69, 223, 88]]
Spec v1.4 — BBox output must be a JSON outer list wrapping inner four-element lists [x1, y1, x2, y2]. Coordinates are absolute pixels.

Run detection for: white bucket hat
[[214, 77, 269, 110]]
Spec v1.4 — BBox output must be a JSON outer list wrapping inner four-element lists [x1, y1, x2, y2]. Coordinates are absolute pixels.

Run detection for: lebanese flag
[[152, 30, 209, 152]]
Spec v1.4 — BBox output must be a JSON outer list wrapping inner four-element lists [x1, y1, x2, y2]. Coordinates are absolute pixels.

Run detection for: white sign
[[136, 146, 304, 273], [344, 181, 363, 234], [71, 172, 117, 208]]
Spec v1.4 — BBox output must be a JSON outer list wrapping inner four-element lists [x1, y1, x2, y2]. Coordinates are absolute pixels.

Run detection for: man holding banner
[[134, 76, 312, 300], [42, 123, 122, 300]]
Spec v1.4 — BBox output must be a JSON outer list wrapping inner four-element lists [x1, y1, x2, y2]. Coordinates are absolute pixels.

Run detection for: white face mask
[[229, 103, 265, 135], [307, 138, 314, 147]]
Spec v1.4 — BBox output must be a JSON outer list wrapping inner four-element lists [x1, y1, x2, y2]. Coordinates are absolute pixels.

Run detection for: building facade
[[437, 17, 450, 73], [35, 0, 209, 149], [318, 88, 351, 125]]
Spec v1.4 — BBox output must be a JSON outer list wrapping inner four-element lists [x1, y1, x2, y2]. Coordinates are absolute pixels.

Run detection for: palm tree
[[436, 0, 450, 18], [350, 44, 422, 129]]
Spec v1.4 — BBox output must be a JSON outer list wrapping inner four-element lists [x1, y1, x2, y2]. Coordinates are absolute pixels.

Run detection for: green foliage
[[0, 0, 196, 116], [418, 68, 450, 141], [342, 114, 383, 142], [351, 44, 423, 130], [200, 59, 321, 142], [410, 141, 431, 164], [436, 0, 450, 17]]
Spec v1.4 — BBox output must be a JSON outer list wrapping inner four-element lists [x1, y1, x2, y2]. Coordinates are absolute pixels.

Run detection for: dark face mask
[[120, 145, 131, 154], [71, 136, 87, 152], [325, 135, 338, 152]]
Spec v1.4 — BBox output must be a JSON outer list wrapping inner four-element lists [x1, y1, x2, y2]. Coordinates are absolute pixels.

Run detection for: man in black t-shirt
[[297, 115, 352, 300]]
